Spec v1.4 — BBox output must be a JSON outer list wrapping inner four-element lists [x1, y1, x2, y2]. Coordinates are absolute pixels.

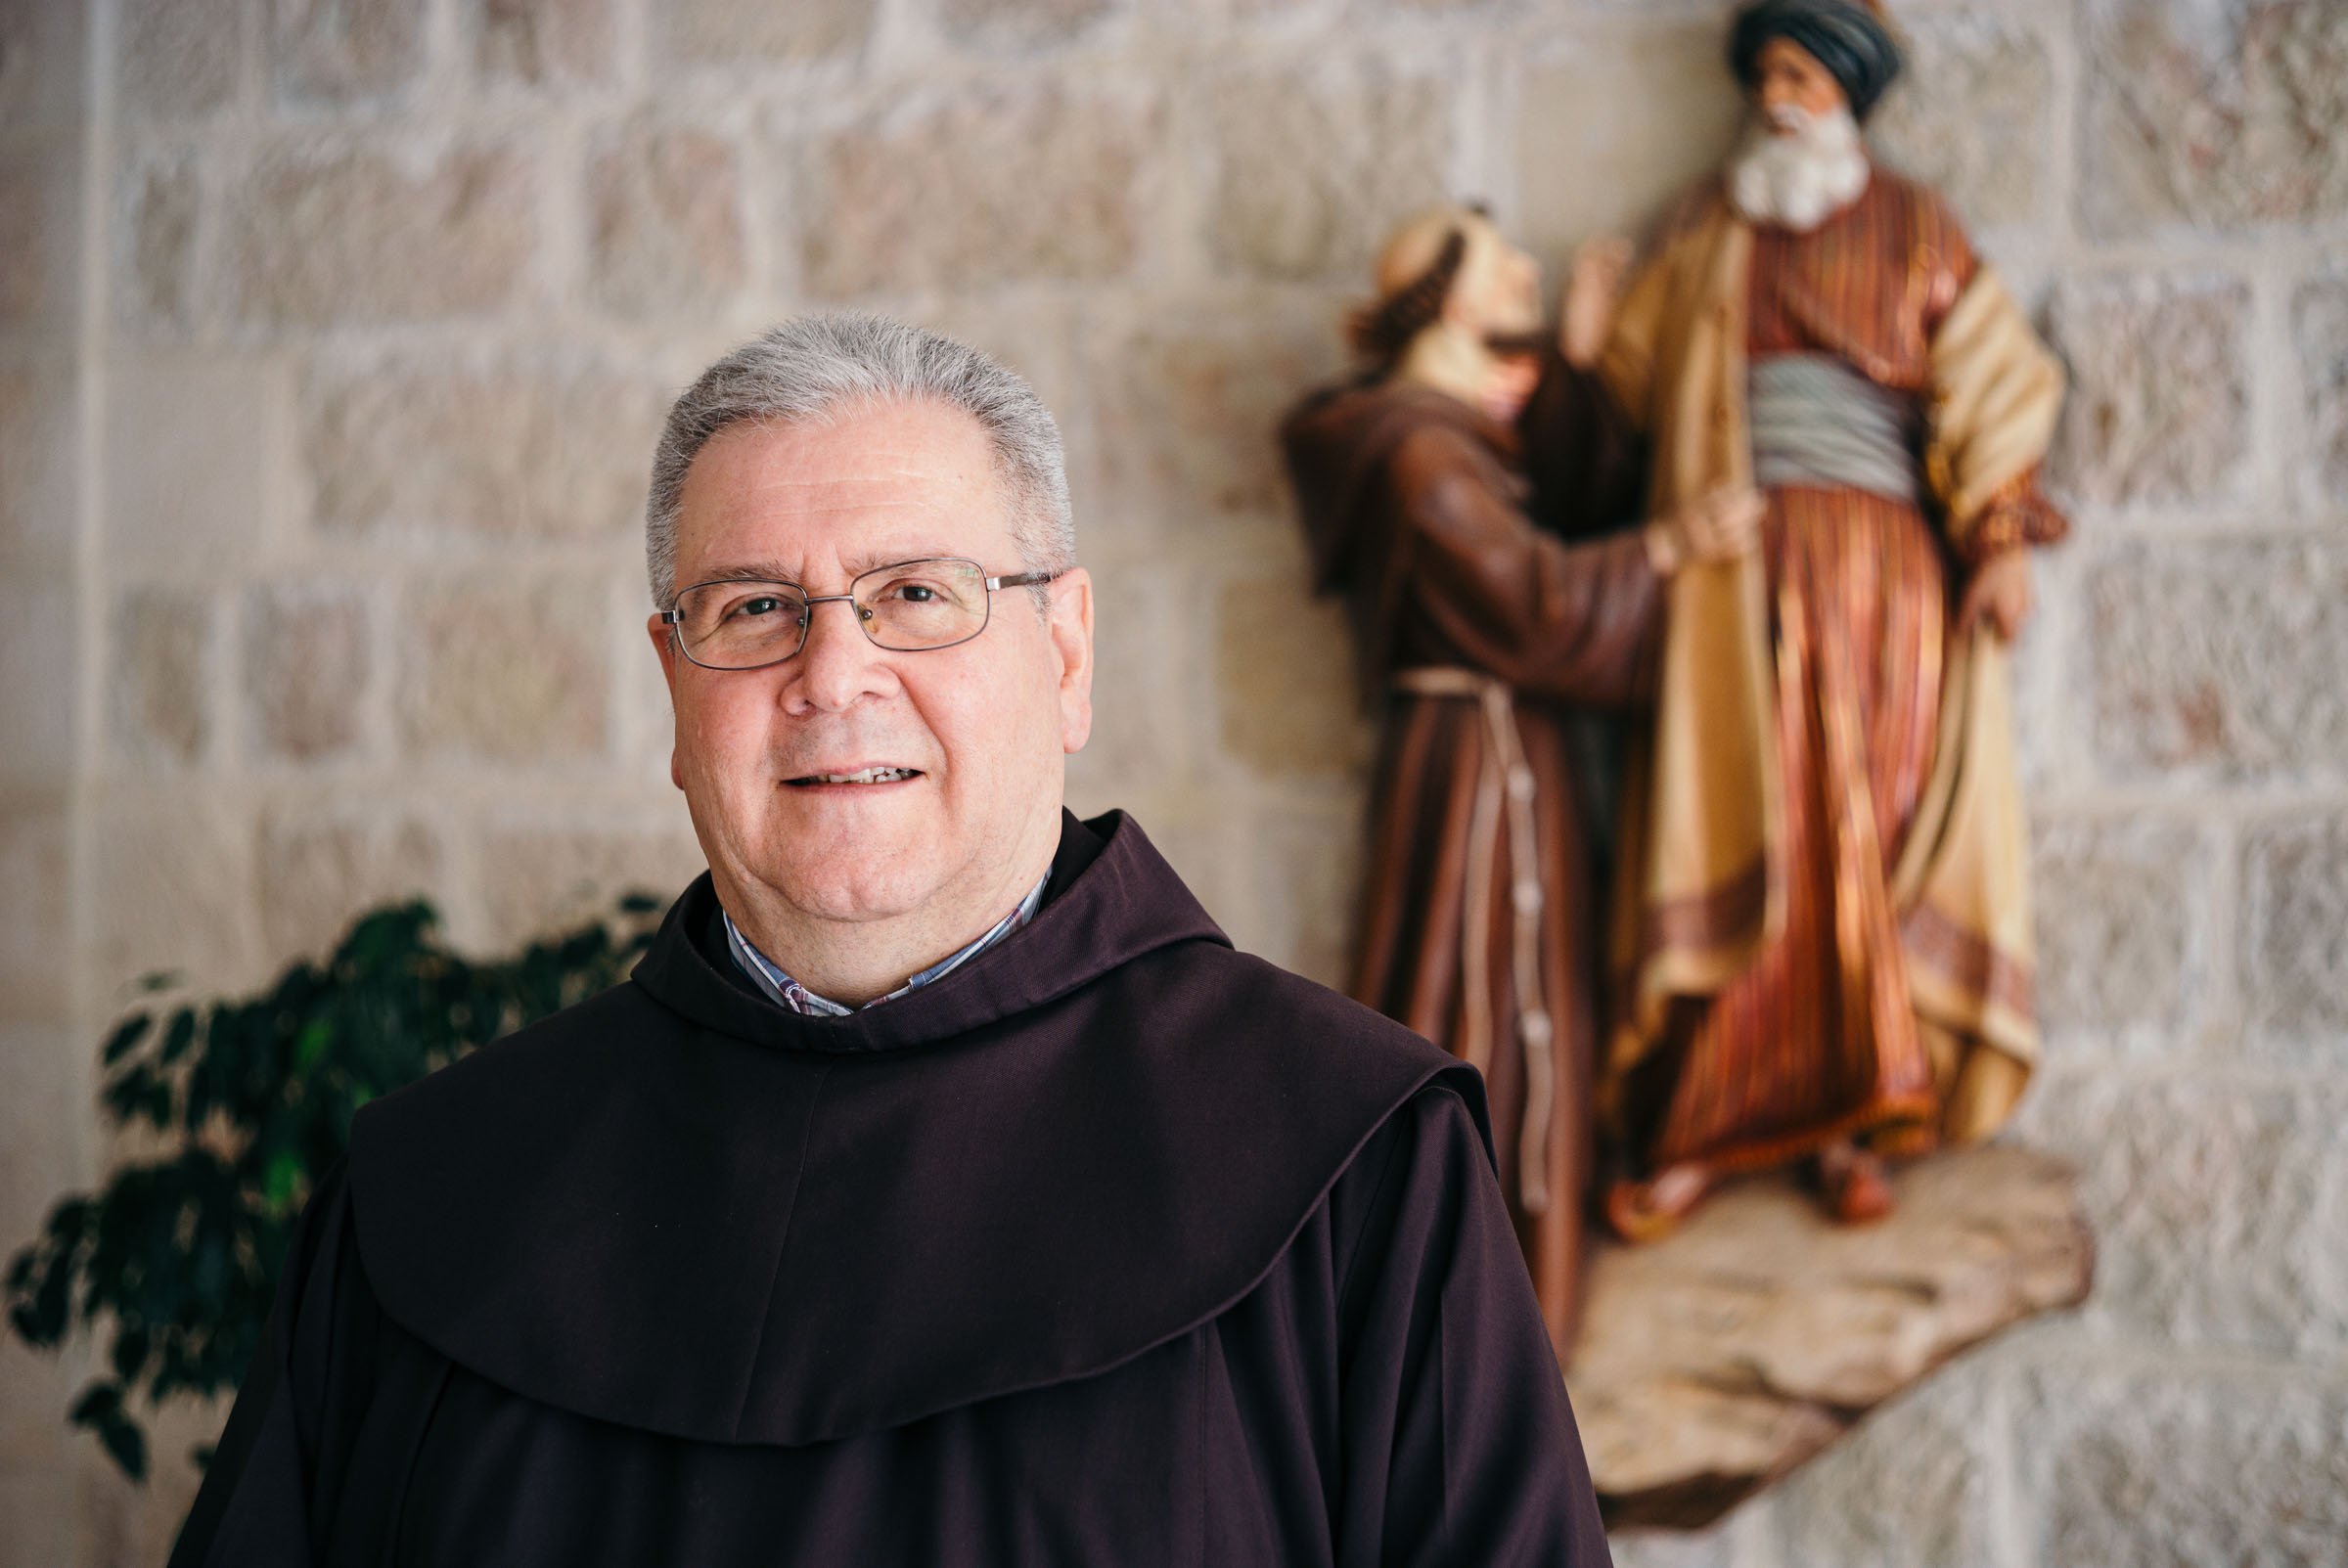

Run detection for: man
[[1536, 0, 2068, 1237], [1281, 204, 1759, 1356], [167, 315, 1611, 1565]]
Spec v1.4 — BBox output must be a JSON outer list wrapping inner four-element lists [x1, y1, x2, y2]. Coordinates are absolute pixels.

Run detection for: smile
[[786, 767, 923, 786]]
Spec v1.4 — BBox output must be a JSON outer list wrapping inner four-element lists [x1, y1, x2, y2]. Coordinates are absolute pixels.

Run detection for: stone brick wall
[[1, 0, 2342, 1562]]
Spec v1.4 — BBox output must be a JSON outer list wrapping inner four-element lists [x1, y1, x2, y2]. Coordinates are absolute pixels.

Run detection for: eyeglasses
[[660, 557, 1061, 671]]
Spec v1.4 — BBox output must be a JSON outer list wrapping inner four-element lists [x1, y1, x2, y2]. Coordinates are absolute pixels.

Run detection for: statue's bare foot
[[1812, 1141, 1895, 1226], [1604, 1161, 1714, 1243]]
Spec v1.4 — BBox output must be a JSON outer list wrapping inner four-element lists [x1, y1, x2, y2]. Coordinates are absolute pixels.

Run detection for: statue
[[1537, 0, 2070, 1239], [1280, 205, 1761, 1354]]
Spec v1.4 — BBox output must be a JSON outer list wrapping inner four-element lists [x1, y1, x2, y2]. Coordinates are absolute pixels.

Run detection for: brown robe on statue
[[1282, 375, 1664, 1358]]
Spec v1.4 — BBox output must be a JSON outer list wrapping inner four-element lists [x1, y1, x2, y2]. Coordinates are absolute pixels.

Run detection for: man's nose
[[782, 596, 890, 714]]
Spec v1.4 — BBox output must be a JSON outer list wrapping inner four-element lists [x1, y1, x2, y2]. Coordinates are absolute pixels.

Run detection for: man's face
[[1451, 216, 1546, 339], [1753, 37, 1849, 132], [648, 400, 1094, 938]]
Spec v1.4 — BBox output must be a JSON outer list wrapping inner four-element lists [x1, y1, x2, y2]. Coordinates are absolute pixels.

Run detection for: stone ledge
[[1566, 1143, 2094, 1531]]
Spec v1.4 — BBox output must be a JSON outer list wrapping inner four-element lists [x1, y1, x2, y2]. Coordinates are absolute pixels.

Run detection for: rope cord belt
[[1389, 665, 1556, 1216]]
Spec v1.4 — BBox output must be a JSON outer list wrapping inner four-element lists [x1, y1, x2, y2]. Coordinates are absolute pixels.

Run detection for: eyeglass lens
[[673, 559, 993, 668]]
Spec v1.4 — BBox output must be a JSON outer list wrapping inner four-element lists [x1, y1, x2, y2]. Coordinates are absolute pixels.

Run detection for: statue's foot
[[1812, 1142, 1895, 1226], [1604, 1161, 1714, 1244]]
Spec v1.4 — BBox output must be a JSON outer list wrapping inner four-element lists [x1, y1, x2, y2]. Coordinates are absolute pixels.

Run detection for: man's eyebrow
[[691, 560, 799, 585]]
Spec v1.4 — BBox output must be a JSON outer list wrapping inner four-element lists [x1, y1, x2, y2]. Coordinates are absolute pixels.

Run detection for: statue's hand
[[1958, 549, 2034, 641], [1645, 486, 1765, 576], [1560, 237, 1634, 369]]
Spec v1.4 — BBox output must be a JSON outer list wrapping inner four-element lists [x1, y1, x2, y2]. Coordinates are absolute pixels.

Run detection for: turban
[[1729, 0, 1904, 122]]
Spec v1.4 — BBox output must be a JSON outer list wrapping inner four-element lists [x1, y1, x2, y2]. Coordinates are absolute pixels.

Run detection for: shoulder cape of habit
[[347, 809, 1478, 1448], [1281, 378, 1516, 593]]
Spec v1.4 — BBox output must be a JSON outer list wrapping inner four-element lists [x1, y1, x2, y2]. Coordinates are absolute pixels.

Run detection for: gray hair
[[645, 313, 1076, 607]]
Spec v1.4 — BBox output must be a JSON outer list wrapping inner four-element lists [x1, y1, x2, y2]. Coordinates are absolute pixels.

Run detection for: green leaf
[[101, 1012, 153, 1065], [262, 1150, 305, 1217], [158, 1009, 201, 1065], [293, 1019, 332, 1074], [68, 1381, 148, 1483]]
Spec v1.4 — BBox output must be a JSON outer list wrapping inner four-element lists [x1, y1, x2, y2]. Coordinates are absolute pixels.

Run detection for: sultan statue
[[1281, 206, 1761, 1352], [1538, 0, 2070, 1239]]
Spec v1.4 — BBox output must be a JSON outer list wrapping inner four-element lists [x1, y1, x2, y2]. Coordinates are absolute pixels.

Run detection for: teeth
[[803, 767, 917, 784]]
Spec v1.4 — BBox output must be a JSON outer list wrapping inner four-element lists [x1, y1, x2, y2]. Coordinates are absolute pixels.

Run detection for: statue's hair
[[1348, 226, 1471, 368], [644, 313, 1073, 608]]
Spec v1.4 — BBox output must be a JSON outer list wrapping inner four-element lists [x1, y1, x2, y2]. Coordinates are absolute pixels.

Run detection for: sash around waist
[[1748, 352, 1922, 506]]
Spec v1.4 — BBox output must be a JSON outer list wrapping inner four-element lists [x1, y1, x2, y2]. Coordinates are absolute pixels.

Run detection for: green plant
[[3, 893, 662, 1482]]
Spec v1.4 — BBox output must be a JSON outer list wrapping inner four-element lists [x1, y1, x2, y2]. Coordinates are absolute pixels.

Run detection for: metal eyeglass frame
[[659, 556, 1062, 671]]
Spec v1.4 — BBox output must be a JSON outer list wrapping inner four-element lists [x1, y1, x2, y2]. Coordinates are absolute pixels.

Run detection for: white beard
[[1727, 103, 1871, 233]]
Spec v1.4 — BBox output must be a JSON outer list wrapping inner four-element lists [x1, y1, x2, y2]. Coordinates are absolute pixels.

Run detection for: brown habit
[[1283, 374, 1663, 1357]]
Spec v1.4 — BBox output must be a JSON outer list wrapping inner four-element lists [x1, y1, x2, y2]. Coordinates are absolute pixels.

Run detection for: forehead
[[672, 398, 1014, 580], [1756, 36, 1832, 78]]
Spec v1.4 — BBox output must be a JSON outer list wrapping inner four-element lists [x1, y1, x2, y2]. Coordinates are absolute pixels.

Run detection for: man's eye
[[725, 595, 790, 621], [879, 580, 940, 604]]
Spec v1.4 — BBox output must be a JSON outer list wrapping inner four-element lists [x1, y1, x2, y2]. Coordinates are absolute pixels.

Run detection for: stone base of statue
[[1566, 1142, 2094, 1531]]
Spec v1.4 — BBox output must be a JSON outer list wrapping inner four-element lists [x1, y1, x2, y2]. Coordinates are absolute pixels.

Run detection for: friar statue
[[1281, 204, 1761, 1354], [1534, 0, 2070, 1239]]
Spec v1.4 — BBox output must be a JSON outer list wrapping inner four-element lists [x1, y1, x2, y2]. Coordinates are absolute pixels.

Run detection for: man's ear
[[645, 612, 687, 790], [1047, 567, 1095, 755]]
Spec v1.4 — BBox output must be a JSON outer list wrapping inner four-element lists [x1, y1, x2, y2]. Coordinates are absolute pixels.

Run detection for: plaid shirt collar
[[721, 872, 1051, 1017]]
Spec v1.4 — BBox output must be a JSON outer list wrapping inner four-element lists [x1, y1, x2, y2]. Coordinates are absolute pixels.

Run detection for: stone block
[[1083, 308, 1346, 558], [1215, 576, 1372, 779], [269, 0, 427, 106], [256, 810, 445, 961], [2239, 814, 2348, 1057], [111, 584, 215, 767], [2014, 1360, 2348, 1566], [2294, 274, 2348, 510], [586, 119, 746, 318], [302, 350, 663, 539], [937, 0, 1113, 52], [398, 573, 610, 763], [0, 0, 84, 131], [0, 1021, 77, 1244], [2043, 273, 2249, 510], [0, 573, 72, 780], [1603, 1528, 1740, 1568], [1204, 61, 1450, 284], [1062, 563, 1199, 796], [1241, 804, 1362, 988], [660, 0, 876, 66], [0, 1457, 73, 1565], [226, 138, 535, 327], [0, 357, 74, 558], [121, 0, 244, 119], [2080, 0, 2348, 238], [0, 135, 74, 336], [2087, 539, 2348, 783], [1517, 23, 1746, 260], [2028, 815, 2204, 1053], [117, 147, 202, 332], [0, 804, 68, 1020], [1765, 1368, 1996, 1568], [242, 579, 369, 761], [88, 799, 259, 1002], [2010, 1069, 2348, 1358], [1568, 1144, 2092, 1530], [106, 355, 279, 562], [473, 0, 614, 85], [801, 84, 1152, 297], [1867, 16, 2053, 231], [474, 823, 703, 946]]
